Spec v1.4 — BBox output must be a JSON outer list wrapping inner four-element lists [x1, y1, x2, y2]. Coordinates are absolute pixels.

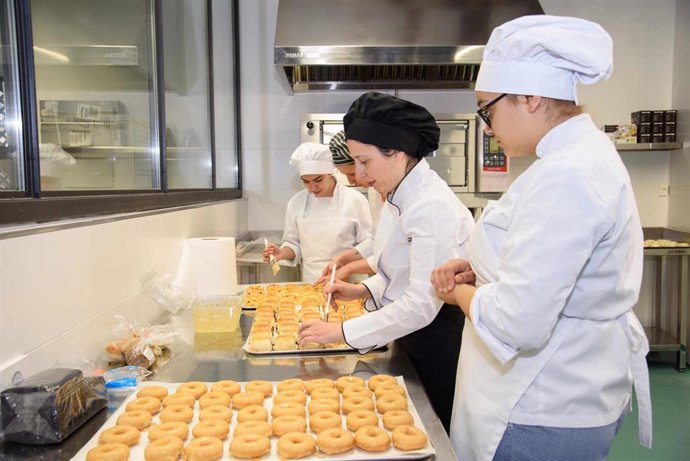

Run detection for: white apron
[[451, 201, 652, 461]]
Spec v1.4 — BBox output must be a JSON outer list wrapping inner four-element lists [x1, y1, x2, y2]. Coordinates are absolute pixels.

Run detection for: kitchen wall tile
[[633, 185, 669, 227]]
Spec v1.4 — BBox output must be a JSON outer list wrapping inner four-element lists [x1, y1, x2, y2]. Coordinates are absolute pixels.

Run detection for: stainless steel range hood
[[274, 0, 544, 93]]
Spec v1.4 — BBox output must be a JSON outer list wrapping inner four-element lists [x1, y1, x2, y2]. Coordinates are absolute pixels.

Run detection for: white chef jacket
[[281, 182, 373, 283], [451, 114, 652, 460], [342, 158, 475, 352], [354, 187, 385, 263]]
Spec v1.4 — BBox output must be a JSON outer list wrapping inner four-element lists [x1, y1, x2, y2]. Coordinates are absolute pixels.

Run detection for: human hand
[[262, 243, 282, 262], [323, 280, 367, 309], [314, 259, 339, 287], [299, 321, 344, 346], [430, 259, 475, 294]]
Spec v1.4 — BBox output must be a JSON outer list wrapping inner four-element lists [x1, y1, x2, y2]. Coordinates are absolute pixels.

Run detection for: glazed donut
[[232, 390, 264, 409], [162, 392, 196, 408], [177, 381, 207, 399], [308, 410, 341, 433], [392, 425, 428, 451], [159, 404, 194, 423], [125, 396, 161, 415], [210, 379, 241, 397], [308, 398, 340, 415], [137, 385, 169, 401], [98, 425, 140, 446], [342, 385, 373, 400], [346, 409, 379, 431], [277, 432, 316, 459], [271, 415, 307, 437], [192, 419, 229, 440], [374, 383, 406, 399], [184, 436, 224, 461], [148, 421, 189, 441], [305, 378, 335, 394], [354, 425, 391, 452], [144, 435, 183, 461], [116, 409, 152, 430], [316, 427, 355, 455], [229, 433, 271, 459], [310, 387, 340, 401], [198, 405, 233, 423], [375, 393, 408, 413], [271, 401, 307, 418], [277, 378, 305, 392], [367, 374, 397, 391], [382, 409, 414, 430], [233, 420, 272, 437], [245, 380, 273, 398], [199, 391, 231, 409], [86, 442, 129, 461], [342, 396, 374, 414], [237, 404, 268, 422], [335, 375, 365, 392], [274, 389, 307, 405]]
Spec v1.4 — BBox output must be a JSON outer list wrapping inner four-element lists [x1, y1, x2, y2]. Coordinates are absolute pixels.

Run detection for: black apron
[[395, 303, 464, 434]]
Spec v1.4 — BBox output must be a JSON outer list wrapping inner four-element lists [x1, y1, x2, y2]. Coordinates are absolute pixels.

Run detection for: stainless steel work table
[[0, 310, 456, 460]]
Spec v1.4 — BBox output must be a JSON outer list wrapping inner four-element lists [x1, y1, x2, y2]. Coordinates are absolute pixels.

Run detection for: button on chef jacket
[[342, 158, 475, 351], [281, 182, 373, 283]]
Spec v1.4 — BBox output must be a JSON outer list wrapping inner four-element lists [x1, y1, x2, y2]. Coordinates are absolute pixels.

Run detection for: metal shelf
[[616, 142, 682, 151]]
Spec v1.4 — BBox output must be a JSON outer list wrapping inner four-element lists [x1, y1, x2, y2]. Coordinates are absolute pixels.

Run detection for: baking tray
[[242, 282, 322, 310], [242, 338, 358, 356], [72, 377, 435, 460]]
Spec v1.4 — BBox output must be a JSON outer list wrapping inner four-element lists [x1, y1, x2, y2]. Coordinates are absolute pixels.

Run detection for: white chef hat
[[289, 142, 334, 176], [475, 15, 613, 103]]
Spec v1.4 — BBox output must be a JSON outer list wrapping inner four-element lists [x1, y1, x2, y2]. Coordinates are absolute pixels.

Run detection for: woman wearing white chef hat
[[263, 142, 373, 283], [430, 15, 652, 460]]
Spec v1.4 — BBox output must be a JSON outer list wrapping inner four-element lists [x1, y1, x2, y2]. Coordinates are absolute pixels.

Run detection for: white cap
[[475, 15, 613, 103], [289, 142, 334, 176]]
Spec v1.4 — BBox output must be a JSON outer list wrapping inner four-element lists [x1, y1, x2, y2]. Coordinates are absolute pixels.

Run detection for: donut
[[271, 401, 307, 418], [233, 420, 272, 437], [316, 427, 355, 455], [308, 398, 340, 415], [237, 404, 268, 422], [199, 391, 231, 409], [232, 390, 264, 409], [382, 409, 414, 430], [376, 393, 408, 413], [148, 421, 189, 441], [137, 385, 169, 401], [184, 436, 224, 461], [229, 433, 271, 459], [306, 378, 335, 394], [177, 381, 207, 399], [367, 374, 397, 391], [310, 387, 340, 401], [159, 404, 194, 423], [354, 425, 391, 452], [392, 425, 428, 451], [308, 410, 341, 433], [342, 396, 374, 414], [125, 396, 161, 415], [277, 378, 305, 392], [198, 405, 233, 423], [116, 410, 152, 430], [271, 415, 307, 436], [192, 419, 230, 440], [342, 385, 373, 400], [144, 435, 183, 461], [274, 389, 307, 405], [277, 432, 316, 459], [162, 392, 196, 408], [98, 425, 140, 446], [245, 380, 273, 398], [86, 442, 129, 461], [346, 409, 379, 431], [335, 375, 365, 392], [374, 383, 406, 399], [210, 380, 241, 397]]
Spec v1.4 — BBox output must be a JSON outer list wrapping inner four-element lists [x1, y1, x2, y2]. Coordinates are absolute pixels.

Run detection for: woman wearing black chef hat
[[299, 92, 475, 432]]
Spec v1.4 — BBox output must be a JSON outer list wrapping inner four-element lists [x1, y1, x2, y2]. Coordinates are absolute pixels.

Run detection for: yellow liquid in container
[[193, 296, 241, 332]]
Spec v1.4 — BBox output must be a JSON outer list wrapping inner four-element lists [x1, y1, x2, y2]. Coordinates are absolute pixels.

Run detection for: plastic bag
[[103, 316, 181, 370]]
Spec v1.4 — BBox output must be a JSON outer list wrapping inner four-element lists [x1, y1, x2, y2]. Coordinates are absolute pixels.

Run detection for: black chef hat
[[343, 92, 440, 159]]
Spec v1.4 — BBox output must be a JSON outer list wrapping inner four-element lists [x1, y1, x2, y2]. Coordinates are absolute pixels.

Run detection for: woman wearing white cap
[[431, 15, 652, 460], [263, 142, 373, 283]]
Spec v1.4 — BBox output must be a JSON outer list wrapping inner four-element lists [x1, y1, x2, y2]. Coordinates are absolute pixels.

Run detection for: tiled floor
[[609, 356, 690, 460]]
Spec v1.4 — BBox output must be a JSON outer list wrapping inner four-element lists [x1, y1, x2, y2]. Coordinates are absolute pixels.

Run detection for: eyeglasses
[[477, 93, 508, 128]]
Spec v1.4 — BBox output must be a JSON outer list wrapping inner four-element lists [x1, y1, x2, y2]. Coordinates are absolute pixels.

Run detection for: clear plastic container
[[140, 270, 194, 314], [192, 295, 242, 332]]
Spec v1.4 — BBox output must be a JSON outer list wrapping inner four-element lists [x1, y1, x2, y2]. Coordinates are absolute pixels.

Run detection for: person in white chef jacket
[[430, 15, 652, 460], [263, 142, 373, 284], [300, 92, 475, 433]]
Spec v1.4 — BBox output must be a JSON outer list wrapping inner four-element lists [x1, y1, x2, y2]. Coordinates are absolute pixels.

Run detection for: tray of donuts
[[242, 283, 325, 310], [73, 375, 434, 460]]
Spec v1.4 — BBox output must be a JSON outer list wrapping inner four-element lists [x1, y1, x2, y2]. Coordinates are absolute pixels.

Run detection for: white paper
[[174, 237, 238, 297]]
